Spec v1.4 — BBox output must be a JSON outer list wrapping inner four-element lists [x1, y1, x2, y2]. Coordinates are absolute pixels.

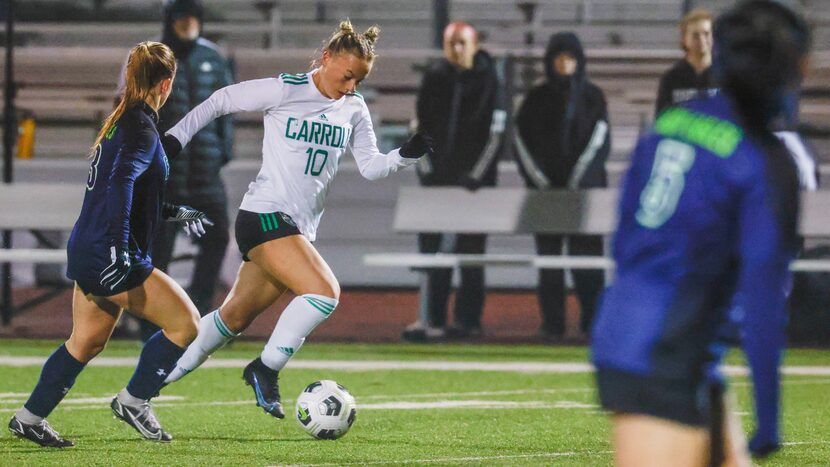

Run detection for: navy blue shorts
[[595, 367, 717, 427], [235, 209, 302, 261], [73, 261, 154, 297]]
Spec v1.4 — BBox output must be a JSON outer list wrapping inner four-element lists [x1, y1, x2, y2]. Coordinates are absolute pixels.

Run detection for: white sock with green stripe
[[260, 294, 338, 371], [164, 310, 238, 384]]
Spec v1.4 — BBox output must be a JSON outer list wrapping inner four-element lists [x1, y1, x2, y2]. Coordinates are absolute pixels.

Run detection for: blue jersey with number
[[66, 103, 170, 282], [591, 94, 799, 431]]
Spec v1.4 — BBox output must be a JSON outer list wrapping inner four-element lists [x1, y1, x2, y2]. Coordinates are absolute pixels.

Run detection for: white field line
[[5, 375, 826, 416], [0, 397, 598, 413], [359, 387, 592, 400], [732, 378, 830, 387], [2, 355, 830, 376], [5, 378, 823, 407], [357, 400, 597, 410], [0, 392, 38, 398], [0, 399, 599, 413], [277, 450, 617, 467], [0, 386, 595, 408], [57, 395, 184, 405]]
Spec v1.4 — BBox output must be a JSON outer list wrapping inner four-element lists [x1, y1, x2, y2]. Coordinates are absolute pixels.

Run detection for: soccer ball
[[295, 380, 357, 440]]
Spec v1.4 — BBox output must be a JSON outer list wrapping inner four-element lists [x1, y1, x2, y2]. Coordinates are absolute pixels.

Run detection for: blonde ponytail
[[91, 41, 176, 156]]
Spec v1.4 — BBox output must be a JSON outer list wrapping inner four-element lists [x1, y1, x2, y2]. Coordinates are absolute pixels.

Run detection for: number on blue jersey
[[636, 139, 696, 228], [86, 144, 103, 191]]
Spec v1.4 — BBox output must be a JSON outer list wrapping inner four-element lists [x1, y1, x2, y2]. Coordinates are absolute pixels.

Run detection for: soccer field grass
[[1, 340, 829, 466]]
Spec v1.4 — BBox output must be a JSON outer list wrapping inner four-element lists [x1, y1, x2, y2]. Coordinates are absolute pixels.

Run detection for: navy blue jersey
[[591, 94, 799, 432], [66, 103, 170, 283]]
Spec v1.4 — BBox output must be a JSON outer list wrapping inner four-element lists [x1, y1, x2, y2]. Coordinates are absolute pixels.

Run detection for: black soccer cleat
[[8, 416, 74, 448], [110, 397, 172, 442], [243, 357, 285, 419]]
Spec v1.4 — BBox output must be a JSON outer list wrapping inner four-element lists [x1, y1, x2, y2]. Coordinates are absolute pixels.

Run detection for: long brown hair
[[91, 41, 176, 155], [313, 20, 380, 67]]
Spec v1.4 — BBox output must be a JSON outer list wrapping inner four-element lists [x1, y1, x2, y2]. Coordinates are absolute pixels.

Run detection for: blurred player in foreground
[[8, 42, 211, 447], [591, 1, 811, 465], [159, 21, 432, 419]]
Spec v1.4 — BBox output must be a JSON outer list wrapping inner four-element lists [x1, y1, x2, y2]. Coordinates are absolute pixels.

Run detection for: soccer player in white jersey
[[159, 20, 432, 418]]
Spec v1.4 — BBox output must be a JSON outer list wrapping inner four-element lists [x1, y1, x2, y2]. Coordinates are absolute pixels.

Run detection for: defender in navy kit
[[8, 42, 209, 448]]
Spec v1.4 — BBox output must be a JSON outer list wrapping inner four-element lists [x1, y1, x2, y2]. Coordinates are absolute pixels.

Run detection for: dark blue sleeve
[[735, 166, 791, 442], [105, 113, 156, 248]]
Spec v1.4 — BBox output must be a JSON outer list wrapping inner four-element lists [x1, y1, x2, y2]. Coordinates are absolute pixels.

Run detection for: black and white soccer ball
[[295, 380, 357, 440]]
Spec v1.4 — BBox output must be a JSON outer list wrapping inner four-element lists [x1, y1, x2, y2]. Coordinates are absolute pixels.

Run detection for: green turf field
[[1, 339, 828, 466]]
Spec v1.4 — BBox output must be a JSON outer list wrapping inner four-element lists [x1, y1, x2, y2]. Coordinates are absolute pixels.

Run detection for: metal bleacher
[[8, 0, 830, 165], [3, 0, 830, 293]]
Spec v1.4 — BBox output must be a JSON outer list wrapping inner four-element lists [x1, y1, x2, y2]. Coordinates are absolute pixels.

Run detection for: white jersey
[[167, 70, 417, 241]]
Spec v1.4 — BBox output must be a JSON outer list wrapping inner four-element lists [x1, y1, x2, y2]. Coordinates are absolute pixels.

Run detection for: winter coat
[[515, 32, 610, 189], [157, 11, 234, 203], [415, 50, 505, 187]]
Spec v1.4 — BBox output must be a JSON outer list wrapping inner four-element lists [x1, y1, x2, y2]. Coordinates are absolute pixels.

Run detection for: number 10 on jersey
[[304, 148, 329, 176]]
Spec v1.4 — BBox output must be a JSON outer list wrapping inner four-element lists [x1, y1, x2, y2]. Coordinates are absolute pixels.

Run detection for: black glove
[[162, 203, 213, 238], [100, 244, 131, 291], [162, 134, 182, 160], [460, 174, 482, 192], [400, 131, 434, 159]]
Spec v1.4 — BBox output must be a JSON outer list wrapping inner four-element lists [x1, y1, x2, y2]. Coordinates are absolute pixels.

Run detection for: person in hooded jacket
[[402, 21, 506, 341], [118, 0, 235, 340], [514, 32, 611, 340]]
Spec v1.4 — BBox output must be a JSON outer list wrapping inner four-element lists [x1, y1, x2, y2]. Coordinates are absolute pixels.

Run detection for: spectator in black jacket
[[119, 0, 234, 340], [515, 31, 610, 340], [655, 8, 716, 116], [403, 21, 506, 342]]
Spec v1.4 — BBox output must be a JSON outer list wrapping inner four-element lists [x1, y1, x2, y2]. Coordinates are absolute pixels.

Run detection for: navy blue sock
[[23, 344, 86, 418], [126, 331, 185, 400]]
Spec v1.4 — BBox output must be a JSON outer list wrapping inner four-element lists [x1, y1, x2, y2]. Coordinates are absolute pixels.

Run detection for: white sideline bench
[[1, 183, 83, 323], [363, 187, 830, 278], [365, 249, 830, 273], [0, 183, 83, 264]]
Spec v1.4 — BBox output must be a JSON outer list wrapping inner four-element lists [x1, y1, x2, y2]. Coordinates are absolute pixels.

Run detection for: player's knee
[[83, 342, 107, 362], [220, 302, 258, 333], [326, 279, 341, 301], [221, 310, 253, 333], [181, 312, 200, 344], [165, 310, 199, 347], [309, 278, 340, 301], [67, 335, 108, 363]]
